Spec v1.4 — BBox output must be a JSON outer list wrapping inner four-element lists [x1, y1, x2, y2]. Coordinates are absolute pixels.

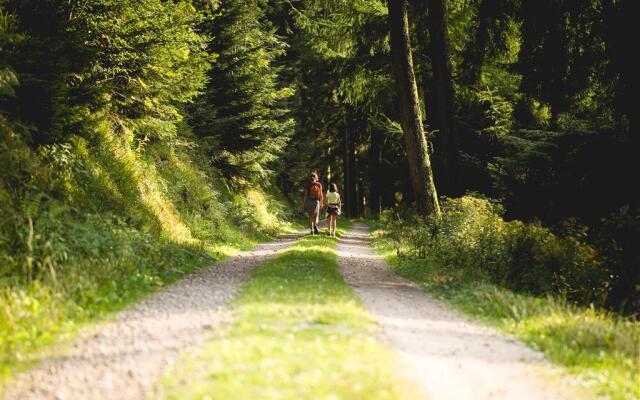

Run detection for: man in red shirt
[[303, 171, 324, 235]]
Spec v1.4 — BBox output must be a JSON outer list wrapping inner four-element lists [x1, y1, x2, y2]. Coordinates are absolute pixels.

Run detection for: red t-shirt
[[305, 181, 323, 200]]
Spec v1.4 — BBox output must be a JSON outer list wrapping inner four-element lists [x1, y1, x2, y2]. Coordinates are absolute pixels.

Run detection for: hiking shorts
[[304, 198, 320, 215], [326, 205, 341, 216]]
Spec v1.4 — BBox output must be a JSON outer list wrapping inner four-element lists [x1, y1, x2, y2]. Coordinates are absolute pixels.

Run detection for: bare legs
[[309, 210, 319, 234], [327, 214, 337, 236]]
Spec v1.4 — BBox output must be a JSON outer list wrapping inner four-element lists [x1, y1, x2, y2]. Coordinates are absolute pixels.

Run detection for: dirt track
[[337, 223, 581, 400], [4, 223, 585, 400], [2, 233, 303, 400]]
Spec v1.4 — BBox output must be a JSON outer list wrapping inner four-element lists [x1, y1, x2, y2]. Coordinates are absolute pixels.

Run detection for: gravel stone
[[3, 232, 304, 400], [337, 223, 583, 400]]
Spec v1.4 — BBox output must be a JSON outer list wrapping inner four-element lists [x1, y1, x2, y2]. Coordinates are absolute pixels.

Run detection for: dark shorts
[[326, 205, 341, 216], [304, 198, 320, 214]]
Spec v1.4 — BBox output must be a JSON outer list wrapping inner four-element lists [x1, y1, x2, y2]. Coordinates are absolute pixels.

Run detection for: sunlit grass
[[156, 224, 420, 400], [0, 133, 301, 392], [372, 228, 640, 400]]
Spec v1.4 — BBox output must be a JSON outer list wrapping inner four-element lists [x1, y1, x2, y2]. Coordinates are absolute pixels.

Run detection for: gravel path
[[3, 232, 304, 400], [337, 223, 582, 400]]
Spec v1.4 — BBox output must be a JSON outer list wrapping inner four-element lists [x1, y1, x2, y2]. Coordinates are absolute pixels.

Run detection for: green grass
[[0, 219, 302, 389], [156, 222, 419, 400], [0, 127, 305, 392], [371, 227, 640, 400]]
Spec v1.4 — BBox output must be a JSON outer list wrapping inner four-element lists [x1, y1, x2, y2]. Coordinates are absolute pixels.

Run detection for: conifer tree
[[1, 0, 209, 143], [388, 0, 440, 217], [190, 0, 294, 181]]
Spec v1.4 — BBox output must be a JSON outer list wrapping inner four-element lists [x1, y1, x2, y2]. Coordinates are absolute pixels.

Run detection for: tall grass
[[0, 119, 295, 385], [371, 199, 640, 400]]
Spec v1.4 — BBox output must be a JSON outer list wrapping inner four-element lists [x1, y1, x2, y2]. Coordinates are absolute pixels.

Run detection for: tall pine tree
[[190, 0, 294, 182]]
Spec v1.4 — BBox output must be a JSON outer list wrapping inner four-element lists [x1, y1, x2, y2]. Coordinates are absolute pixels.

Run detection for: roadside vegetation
[[1, 0, 297, 385], [2, 0, 636, 396], [0, 124, 298, 383], [371, 197, 639, 400]]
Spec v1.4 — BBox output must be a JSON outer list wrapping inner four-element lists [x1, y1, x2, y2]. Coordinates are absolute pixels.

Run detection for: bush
[[383, 196, 609, 308], [591, 207, 640, 314]]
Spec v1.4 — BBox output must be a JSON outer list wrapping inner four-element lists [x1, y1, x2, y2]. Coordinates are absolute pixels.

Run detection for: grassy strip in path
[[0, 219, 304, 392], [156, 223, 419, 400], [370, 227, 640, 400]]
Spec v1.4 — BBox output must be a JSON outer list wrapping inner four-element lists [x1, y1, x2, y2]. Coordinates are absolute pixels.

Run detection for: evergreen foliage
[[0, 0, 637, 387], [276, 0, 637, 314], [0, 0, 295, 380], [190, 0, 294, 181]]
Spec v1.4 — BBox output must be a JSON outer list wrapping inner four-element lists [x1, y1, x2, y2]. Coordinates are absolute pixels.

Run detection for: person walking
[[303, 171, 323, 235], [325, 183, 341, 237]]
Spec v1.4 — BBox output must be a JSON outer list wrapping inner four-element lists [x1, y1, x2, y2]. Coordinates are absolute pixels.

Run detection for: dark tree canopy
[[1, 0, 637, 315]]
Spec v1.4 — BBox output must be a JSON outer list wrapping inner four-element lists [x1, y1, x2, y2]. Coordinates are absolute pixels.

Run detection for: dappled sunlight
[[374, 220, 640, 398], [1, 0, 635, 398], [0, 116, 299, 389]]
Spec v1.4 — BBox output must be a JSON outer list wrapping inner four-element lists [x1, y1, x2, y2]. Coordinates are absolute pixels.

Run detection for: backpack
[[308, 182, 322, 199]]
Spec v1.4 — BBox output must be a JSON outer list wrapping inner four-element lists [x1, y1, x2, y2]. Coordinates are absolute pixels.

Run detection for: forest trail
[[4, 223, 587, 400], [337, 223, 582, 400], [2, 232, 305, 400]]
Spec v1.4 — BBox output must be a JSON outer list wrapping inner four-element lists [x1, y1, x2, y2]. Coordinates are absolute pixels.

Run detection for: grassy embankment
[[0, 124, 300, 387], [156, 222, 420, 400], [371, 221, 639, 400]]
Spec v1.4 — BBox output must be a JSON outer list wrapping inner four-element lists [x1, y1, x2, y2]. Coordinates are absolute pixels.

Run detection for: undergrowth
[[371, 203, 640, 400], [0, 119, 297, 386]]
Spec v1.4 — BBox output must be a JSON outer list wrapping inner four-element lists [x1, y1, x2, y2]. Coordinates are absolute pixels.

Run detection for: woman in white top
[[325, 183, 341, 237]]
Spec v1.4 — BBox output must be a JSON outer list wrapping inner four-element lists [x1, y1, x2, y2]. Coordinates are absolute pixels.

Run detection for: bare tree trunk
[[342, 108, 359, 218], [342, 114, 351, 217], [388, 0, 440, 217], [425, 0, 458, 195], [347, 117, 358, 218], [368, 126, 383, 216]]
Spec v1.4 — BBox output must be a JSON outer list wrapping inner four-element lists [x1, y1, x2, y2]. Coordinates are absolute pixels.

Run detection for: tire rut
[[3, 232, 305, 400], [337, 223, 583, 400]]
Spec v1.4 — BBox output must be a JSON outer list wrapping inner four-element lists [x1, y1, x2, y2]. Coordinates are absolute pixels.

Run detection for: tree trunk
[[343, 108, 359, 218], [347, 118, 358, 218], [343, 115, 351, 217], [460, 0, 491, 85], [425, 0, 458, 195], [388, 0, 440, 217], [368, 127, 383, 216]]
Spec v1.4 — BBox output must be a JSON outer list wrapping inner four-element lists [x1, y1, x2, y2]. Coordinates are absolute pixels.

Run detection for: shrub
[[383, 196, 608, 308], [591, 207, 640, 314]]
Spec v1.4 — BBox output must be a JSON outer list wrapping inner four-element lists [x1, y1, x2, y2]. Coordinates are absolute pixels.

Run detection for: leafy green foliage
[[0, 0, 298, 382], [0, 115, 295, 381], [0, 0, 637, 390], [373, 223, 639, 400], [382, 196, 607, 306], [72, 0, 211, 140], [0, 67, 17, 96], [518, 0, 608, 121], [1, 0, 209, 144]]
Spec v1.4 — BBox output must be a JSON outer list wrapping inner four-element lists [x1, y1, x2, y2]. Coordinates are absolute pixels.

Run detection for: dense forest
[[279, 0, 638, 315], [0, 0, 637, 393]]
